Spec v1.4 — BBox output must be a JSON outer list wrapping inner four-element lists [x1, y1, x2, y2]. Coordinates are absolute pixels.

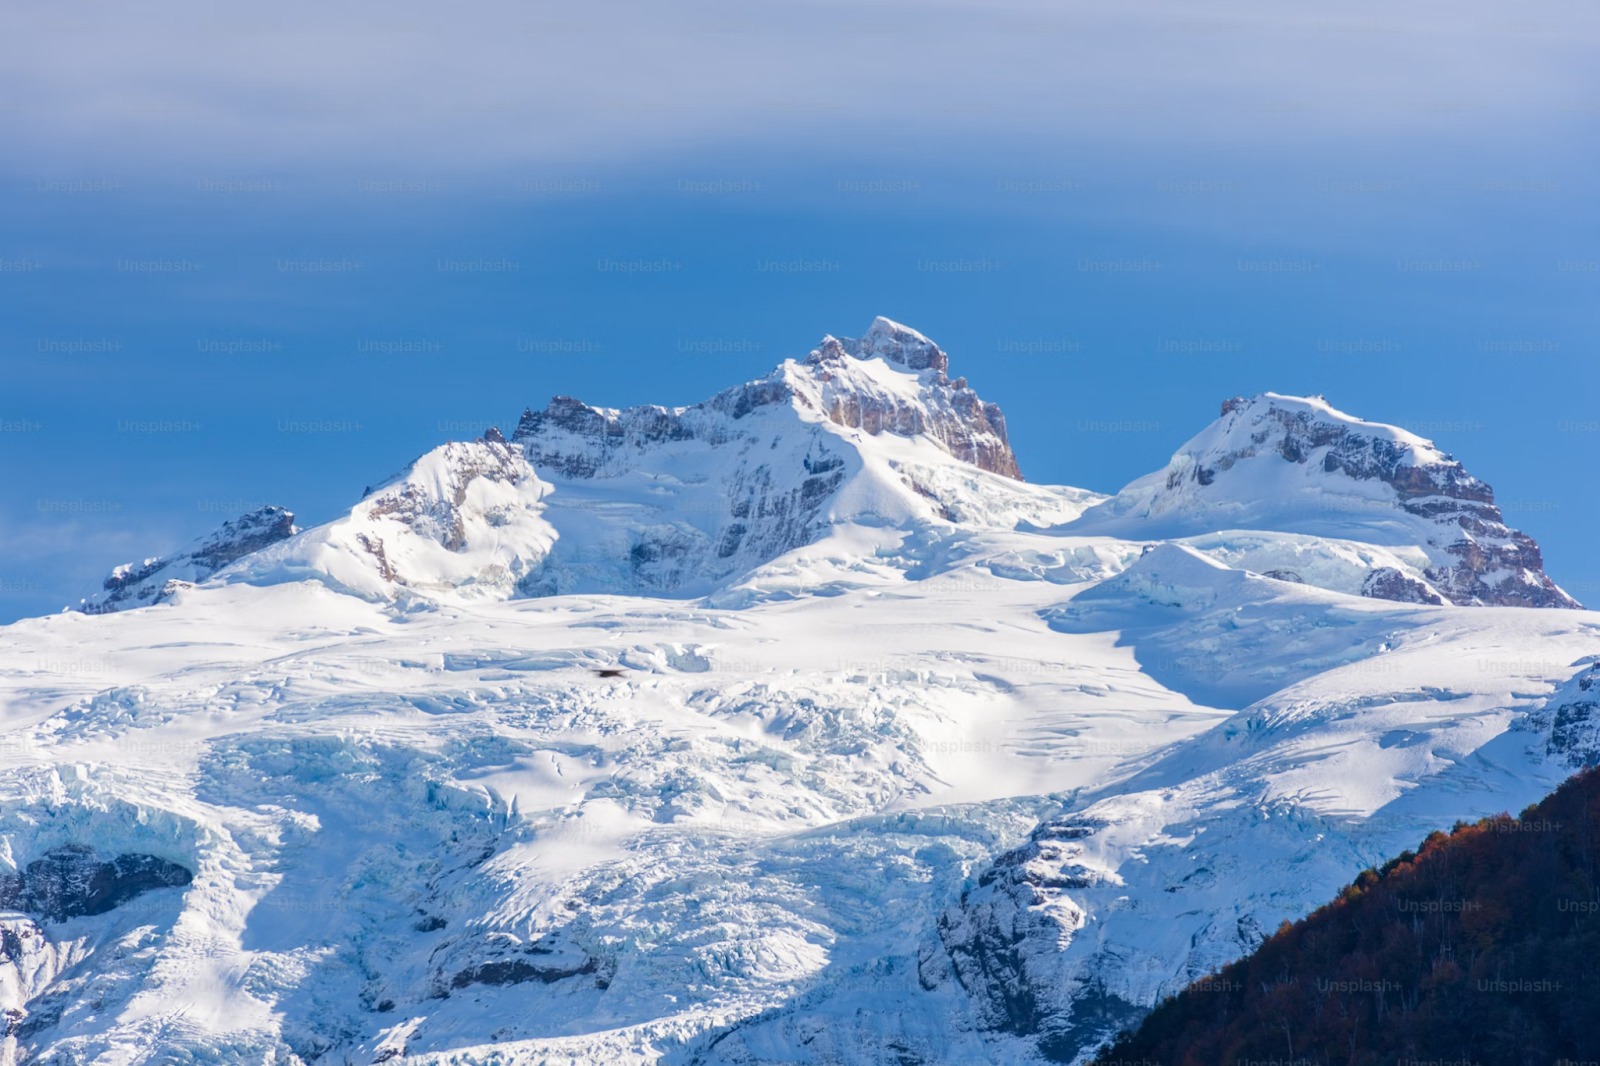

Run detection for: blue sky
[[3, 0, 1598, 620]]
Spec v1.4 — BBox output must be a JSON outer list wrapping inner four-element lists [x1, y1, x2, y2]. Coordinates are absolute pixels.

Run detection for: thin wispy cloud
[[4, 0, 1596, 175]]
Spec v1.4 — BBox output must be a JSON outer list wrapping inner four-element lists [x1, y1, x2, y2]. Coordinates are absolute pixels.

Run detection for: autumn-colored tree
[[1091, 767, 1600, 1066]]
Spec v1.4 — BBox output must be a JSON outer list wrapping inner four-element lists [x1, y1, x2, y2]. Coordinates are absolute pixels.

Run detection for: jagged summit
[[78, 505, 297, 614], [513, 318, 1017, 481], [71, 343, 1576, 616], [1071, 391, 1579, 609], [1122, 392, 1463, 515], [799, 319, 1019, 480], [501, 319, 1070, 597], [809, 316, 949, 374]]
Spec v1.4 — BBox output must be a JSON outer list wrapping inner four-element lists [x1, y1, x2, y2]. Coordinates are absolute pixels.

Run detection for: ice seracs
[[26, 319, 1598, 1065]]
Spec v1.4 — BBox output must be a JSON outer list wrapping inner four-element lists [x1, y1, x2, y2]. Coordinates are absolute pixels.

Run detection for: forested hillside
[[1092, 768, 1600, 1066]]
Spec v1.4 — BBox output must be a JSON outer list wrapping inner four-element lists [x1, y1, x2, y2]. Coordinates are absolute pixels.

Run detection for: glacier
[[1, 318, 1594, 1064]]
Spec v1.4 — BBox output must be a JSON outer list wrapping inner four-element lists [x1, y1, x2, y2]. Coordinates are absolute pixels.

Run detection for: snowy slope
[[225, 436, 556, 605], [1067, 392, 1580, 609], [506, 317, 1092, 597], [12, 321, 1598, 1065], [922, 547, 1598, 1061], [88, 318, 1094, 611]]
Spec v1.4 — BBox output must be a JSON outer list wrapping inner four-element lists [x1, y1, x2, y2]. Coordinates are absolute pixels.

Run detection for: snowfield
[[4, 320, 1595, 1064]]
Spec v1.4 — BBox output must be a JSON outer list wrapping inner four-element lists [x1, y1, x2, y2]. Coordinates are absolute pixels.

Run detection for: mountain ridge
[[71, 322, 1576, 616], [24, 318, 1595, 1063], [1066, 390, 1580, 610]]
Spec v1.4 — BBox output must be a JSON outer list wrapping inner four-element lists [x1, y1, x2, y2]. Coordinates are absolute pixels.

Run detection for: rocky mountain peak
[[794, 319, 1019, 480], [513, 319, 1020, 483], [808, 316, 950, 375], [78, 505, 298, 614], [1079, 392, 1579, 609], [1198, 393, 1484, 502]]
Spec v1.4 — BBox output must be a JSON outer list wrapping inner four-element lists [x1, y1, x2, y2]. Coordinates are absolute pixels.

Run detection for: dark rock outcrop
[[0, 846, 193, 922], [806, 320, 1022, 480], [1518, 660, 1600, 769], [921, 820, 1141, 1062], [362, 438, 529, 553], [432, 934, 609, 998], [1361, 566, 1445, 606], [79, 506, 297, 614], [1547, 663, 1600, 768]]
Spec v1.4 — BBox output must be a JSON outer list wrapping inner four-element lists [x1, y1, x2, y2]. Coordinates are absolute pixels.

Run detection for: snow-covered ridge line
[[223, 436, 554, 604], [78, 505, 297, 614], [72, 331, 1576, 617], [511, 316, 1021, 482], [1068, 392, 1579, 609], [79, 318, 1079, 612], [12, 320, 1600, 1064]]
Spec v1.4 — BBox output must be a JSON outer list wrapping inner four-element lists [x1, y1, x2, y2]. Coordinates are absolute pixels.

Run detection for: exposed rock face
[[1261, 568, 1304, 584], [1081, 393, 1580, 610], [922, 821, 1140, 1061], [513, 318, 1021, 482], [442, 940, 606, 994], [1361, 566, 1445, 606], [0, 848, 193, 1051], [0, 846, 192, 922], [511, 382, 850, 595], [78, 506, 297, 614], [361, 438, 530, 553], [1215, 396, 1577, 608], [504, 318, 1036, 596], [834, 314, 950, 374], [1527, 660, 1600, 769], [805, 330, 1021, 480], [512, 389, 771, 481]]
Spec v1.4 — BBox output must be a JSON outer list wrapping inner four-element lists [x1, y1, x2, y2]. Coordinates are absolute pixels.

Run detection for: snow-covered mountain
[[226, 437, 555, 604], [504, 318, 1071, 599], [16, 320, 1597, 1064], [82, 318, 1093, 611], [79, 505, 297, 613], [1068, 392, 1579, 609]]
